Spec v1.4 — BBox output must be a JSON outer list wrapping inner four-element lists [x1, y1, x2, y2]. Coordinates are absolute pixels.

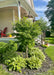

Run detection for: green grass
[[36, 67, 54, 75], [0, 65, 12, 75], [45, 36, 54, 44], [45, 46, 54, 62], [48, 67, 54, 74]]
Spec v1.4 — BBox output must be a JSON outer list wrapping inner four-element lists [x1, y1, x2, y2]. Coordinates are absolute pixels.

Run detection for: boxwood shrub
[[0, 41, 18, 63]]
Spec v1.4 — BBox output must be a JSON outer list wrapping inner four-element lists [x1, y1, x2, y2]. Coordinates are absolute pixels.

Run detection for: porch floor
[[0, 37, 17, 43]]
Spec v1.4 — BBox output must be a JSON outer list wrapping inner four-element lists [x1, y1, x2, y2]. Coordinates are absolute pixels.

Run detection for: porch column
[[29, 11, 30, 15], [28, 11, 30, 17], [17, 1, 21, 21], [13, 9, 15, 23]]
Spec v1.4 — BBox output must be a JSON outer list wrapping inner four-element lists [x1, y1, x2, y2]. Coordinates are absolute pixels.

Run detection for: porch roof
[[0, 0, 38, 17]]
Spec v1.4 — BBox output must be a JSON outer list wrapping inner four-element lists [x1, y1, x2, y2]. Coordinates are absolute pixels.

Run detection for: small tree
[[13, 17, 41, 57], [39, 18, 48, 35], [36, 18, 48, 44]]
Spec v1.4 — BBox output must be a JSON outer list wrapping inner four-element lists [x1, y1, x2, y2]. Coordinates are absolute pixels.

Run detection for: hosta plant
[[29, 47, 45, 61], [5, 55, 26, 72], [41, 44, 48, 48], [26, 56, 42, 69]]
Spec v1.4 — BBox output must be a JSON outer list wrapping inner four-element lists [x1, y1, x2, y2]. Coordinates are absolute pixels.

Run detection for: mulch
[[0, 45, 54, 75]]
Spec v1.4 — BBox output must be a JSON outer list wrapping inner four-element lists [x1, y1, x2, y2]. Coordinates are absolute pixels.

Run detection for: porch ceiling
[[0, 0, 37, 17]]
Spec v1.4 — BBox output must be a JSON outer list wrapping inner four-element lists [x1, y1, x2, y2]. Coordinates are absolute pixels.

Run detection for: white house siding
[[30, 0, 34, 9], [14, 7, 18, 21], [0, 8, 13, 33], [27, 0, 31, 7], [26, 0, 34, 9]]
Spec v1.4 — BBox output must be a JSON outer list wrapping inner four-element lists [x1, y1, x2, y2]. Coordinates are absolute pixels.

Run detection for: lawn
[[45, 46, 54, 62], [37, 68, 54, 75], [45, 36, 54, 44], [39, 46, 54, 75], [0, 65, 12, 75]]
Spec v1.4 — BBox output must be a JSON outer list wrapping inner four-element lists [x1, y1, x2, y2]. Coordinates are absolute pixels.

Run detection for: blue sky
[[33, 0, 50, 21]]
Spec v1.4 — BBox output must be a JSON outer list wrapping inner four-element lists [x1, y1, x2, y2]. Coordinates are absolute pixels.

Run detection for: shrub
[[46, 31, 51, 37], [26, 56, 42, 69], [5, 55, 26, 72], [26, 47, 45, 69], [0, 42, 7, 54], [41, 44, 48, 48], [13, 17, 41, 57], [0, 41, 18, 63], [28, 47, 45, 61], [18, 44, 26, 52], [0, 42, 7, 62]]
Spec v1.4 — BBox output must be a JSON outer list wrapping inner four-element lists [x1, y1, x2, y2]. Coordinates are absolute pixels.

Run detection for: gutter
[[20, 0, 38, 17], [24, 0, 38, 17]]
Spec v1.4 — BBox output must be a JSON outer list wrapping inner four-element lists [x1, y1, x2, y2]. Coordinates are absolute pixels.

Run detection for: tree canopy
[[38, 18, 48, 33], [45, 0, 54, 32]]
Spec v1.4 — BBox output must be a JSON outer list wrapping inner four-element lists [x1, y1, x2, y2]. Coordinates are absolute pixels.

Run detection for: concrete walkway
[[49, 44, 54, 46]]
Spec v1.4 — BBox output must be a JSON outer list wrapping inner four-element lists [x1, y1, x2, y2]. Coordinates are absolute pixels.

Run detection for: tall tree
[[45, 0, 54, 32]]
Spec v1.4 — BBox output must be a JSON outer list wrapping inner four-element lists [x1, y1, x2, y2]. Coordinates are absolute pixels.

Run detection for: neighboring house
[[0, 0, 37, 33]]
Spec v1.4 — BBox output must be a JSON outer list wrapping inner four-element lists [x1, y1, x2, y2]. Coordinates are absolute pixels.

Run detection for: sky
[[33, 0, 50, 21]]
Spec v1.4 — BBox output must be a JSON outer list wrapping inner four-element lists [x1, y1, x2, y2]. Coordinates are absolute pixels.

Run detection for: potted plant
[[7, 33, 12, 37]]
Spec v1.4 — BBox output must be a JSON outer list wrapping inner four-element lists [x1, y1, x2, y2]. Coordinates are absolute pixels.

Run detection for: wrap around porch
[[0, 0, 37, 38]]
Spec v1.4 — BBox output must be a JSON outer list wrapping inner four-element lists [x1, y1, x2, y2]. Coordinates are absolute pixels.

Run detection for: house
[[0, 0, 37, 34]]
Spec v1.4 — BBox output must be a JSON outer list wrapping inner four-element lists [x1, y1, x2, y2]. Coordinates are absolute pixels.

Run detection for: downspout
[[16, 0, 21, 21]]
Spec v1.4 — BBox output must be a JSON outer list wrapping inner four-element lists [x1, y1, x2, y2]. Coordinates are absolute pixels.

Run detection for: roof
[[0, 0, 38, 17]]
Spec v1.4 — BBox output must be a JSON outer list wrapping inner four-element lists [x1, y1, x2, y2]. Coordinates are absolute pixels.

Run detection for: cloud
[[34, 0, 49, 22], [34, 6, 48, 22], [43, 0, 50, 2], [35, 6, 47, 12], [34, 0, 50, 2]]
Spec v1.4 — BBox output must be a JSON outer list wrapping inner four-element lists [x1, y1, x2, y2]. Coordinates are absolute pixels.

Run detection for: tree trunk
[[41, 34, 43, 44], [41, 32, 45, 45], [26, 46, 28, 58]]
